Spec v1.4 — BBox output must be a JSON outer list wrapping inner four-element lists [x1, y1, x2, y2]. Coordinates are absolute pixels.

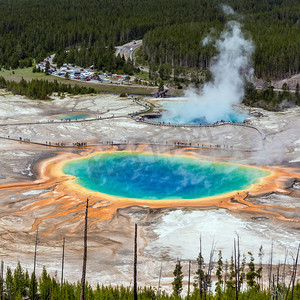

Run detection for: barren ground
[[0, 90, 299, 293]]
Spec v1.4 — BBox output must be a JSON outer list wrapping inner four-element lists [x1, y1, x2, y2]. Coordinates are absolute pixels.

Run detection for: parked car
[[85, 78, 91, 81]]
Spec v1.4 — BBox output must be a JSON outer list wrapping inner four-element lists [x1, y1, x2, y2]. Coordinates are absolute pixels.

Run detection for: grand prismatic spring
[[62, 152, 270, 200]]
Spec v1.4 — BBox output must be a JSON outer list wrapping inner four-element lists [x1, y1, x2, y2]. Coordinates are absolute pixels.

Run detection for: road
[[256, 86, 296, 93], [116, 40, 143, 61]]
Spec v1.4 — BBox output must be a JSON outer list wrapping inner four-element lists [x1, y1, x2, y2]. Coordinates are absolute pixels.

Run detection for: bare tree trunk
[[156, 263, 162, 300], [275, 263, 280, 300], [259, 245, 264, 290], [61, 237, 65, 287], [269, 241, 274, 292], [203, 241, 215, 300], [187, 260, 191, 299], [237, 234, 240, 297], [234, 238, 238, 300], [0, 260, 3, 300], [199, 236, 203, 298], [285, 270, 293, 300], [134, 223, 137, 300], [285, 245, 299, 300], [80, 198, 89, 300], [272, 273, 276, 300], [281, 250, 288, 300], [33, 226, 39, 300], [291, 243, 300, 300]]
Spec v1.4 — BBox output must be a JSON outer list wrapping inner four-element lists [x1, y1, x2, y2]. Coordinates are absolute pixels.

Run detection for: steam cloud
[[164, 15, 254, 124]]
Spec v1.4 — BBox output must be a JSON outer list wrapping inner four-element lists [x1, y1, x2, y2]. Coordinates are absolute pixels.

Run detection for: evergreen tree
[[15, 290, 22, 300], [194, 247, 205, 298], [172, 259, 183, 298], [29, 272, 38, 300], [158, 79, 164, 92], [5, 267, 14, 299], [13, 262, 26, 297], [296, 83, 300, 105], [239, 254, 246, 291], [215, 250, 223, 299], [246, 252, 260, 291], [0, 76, 6, 88], [225, 255, 236, 297], [45, 61, 50, 75], [39, 266, 52, 300]]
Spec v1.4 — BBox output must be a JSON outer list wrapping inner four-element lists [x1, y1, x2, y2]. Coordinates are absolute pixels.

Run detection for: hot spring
[[62, 152, 270, 200], [54, 112, 93, 120], [149, 101, 248, 125]]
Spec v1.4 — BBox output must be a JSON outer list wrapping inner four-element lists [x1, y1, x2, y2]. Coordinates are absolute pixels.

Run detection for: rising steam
[[164, 13, 254, 124]]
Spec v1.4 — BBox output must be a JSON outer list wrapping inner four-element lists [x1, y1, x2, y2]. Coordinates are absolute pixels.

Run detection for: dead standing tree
[[0, 260, 3, 300], [203, 241, 215, 299], [187, 260, 191, 299], [156, 263, 163, 300], [269, 240, 274, 292], [234, 235, 241, 300], [61, 237, 65, 287], [290, 243, 300, 299], [134, 223, 138, 300], [80, 198, 89, 300], [286, 243, 300, 300], [32, 226, 39, 300]]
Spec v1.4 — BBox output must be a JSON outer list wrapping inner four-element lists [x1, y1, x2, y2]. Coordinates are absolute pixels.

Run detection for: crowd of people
[[174, 141, 234, 149], [73, 142, 87, 147], [8, 135, 237, 150], [19, 137, 30, 142], [32, 115, 108, 124], [174, 141, 192, 146]]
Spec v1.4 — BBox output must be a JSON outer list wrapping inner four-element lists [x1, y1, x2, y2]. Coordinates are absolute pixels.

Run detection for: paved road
[[116, 40, 143, 61], [116, 40, 150, 73]]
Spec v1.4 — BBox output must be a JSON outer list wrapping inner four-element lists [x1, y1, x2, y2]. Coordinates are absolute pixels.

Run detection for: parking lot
[[36, 54, 134, 86]]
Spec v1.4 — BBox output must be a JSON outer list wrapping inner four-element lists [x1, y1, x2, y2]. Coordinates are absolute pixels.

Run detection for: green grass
[[136, 70, 150, 81], [0, 67, 55, 81]]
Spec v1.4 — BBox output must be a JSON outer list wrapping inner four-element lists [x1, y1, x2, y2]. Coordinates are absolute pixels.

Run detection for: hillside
[[0, 0, 300, 79]]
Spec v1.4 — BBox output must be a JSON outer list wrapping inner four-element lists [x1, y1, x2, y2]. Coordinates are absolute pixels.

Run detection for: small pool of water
[[62, 152, 270, 200], [150, 101, 248, 125], [54, 112, 93, 120]]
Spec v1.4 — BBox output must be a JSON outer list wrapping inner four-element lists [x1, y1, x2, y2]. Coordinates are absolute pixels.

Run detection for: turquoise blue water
[[54, 113, 92, 120], [155, 111, 247, 124], [62, 152, 270, 200], [153, 102, 248, 125]]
